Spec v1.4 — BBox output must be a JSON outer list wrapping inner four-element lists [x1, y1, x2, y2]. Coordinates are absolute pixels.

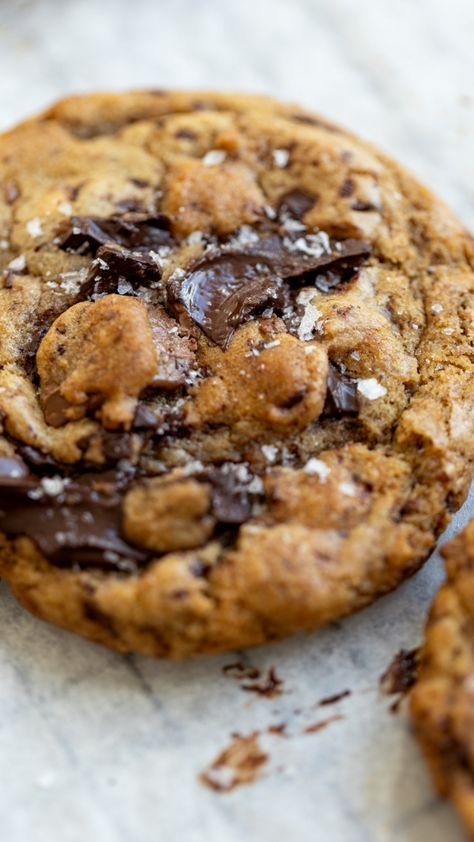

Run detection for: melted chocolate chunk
[[324, 363, 359, 415], [277, 189, 318, 218], [0, 461, 147, 569], [83, 243, 161, 298], [171, 236, 370, 347], [58, 212, 172, 255], [168, 253, 287, 348], [101, 432, 133, 462]]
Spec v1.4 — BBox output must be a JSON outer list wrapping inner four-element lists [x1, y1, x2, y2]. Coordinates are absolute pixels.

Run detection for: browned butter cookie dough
[[410, 521, 474, 837], [0, 90, 473, 658]]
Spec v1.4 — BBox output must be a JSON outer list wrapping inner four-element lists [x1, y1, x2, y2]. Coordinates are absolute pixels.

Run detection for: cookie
[[410, 520, 474, 835], [0, 90, 473, 658]]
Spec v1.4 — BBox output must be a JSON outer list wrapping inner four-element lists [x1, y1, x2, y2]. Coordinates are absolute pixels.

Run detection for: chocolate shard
[[246, 234, 372, 282], [168, 253, 288, 349], [0, 463, 147, 569], [324, 362, 359, 416], [83, 242, 161, 298], [58, 212, 173, 255], [277, 189, 318, 219]]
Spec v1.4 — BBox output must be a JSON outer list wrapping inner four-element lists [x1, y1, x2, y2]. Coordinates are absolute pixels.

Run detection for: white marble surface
[[0, 1, 473, 840]]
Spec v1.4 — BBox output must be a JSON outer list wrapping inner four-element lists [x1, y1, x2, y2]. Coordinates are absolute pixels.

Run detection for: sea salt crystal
[[298, 303, 322, 341], [261, 444, 278, 463], [26, 217, 42, 238], [282, 217, 306, 233], [58, 268, 88, 295], [350, 351, 361, 361], [357, 378, 387, 400], [262, 339, 281, 350], [248, 476, 264, 494], [202, 149, 226, 166], [41, 476, 67, 496], [117, 279, 134, 295], [303, 458, 330, 481], [273, 148, 289, 168], [339, 482, 357, 496], [182, 460, 204, 476], [0, 239, 8, 250], [442, 327, 454, 335], [58, 201, 73, 216], [187, 231, 204, 246], [431, 303, 443, 314], [8, 254, 26, 272]]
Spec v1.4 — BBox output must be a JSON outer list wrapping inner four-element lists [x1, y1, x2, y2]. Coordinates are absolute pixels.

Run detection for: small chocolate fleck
[[5, 180, 20, 204], [339, 178, 355, 198], [277, 189, 318, 218], [318, 689, 351, 707], [133, 404, 160, 430]]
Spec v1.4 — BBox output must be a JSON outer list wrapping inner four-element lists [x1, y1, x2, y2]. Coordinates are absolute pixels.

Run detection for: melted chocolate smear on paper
[[0, 458, 147, 570], [200, 732, 268, 793], [171, 236, 370, 347], [58, 213, 172, 255], [323, 362, 359, 416], [380, 648, 419, 712], [168, 252, 287, 348]]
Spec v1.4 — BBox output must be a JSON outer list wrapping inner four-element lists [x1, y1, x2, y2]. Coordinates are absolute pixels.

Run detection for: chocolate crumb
[[223, 662, 284, 698], [200, 732, 268, 792]]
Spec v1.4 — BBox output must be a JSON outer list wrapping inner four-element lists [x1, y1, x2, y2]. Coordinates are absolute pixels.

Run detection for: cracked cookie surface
[[410, 520, 474, 837], [0, 90, 473, 658]]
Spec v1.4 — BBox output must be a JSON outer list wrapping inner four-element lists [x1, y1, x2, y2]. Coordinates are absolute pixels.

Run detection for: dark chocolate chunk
[[101, 432, 133, 462], [246, 235, 371, 282], [0, 465, 147, 569], [20, 446, 61, 472], [324, 362, 359, 415], [168, 253, 287, 349], [351, 200, 379, 212], [58, 212, 172, 255], [277, 189, 318, 218], [83, 242, 161, 298], [206, 464, 262, 525]]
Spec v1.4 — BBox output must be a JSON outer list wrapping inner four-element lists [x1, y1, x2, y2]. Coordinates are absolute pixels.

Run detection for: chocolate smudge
[[304, 714, 344, 734], [200, 732, 268, 792]]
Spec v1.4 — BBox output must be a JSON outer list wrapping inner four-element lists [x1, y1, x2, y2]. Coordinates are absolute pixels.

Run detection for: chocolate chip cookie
[[411, 520, 474, 835], [0, 91, 473, 657]]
